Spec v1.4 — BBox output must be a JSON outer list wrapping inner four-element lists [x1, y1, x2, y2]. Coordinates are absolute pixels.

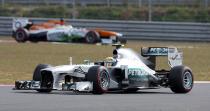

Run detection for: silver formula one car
[[14, 45, 193, 94]]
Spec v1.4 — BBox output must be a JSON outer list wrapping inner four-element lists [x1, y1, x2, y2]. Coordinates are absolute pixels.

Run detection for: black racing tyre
[[14, 28, 29, 43], [169, 65, 193, 93], [118, 37, 127, 44], [33, 64, 52, 93], [85, 31, 100, 44], [86, 66, 110, 94]]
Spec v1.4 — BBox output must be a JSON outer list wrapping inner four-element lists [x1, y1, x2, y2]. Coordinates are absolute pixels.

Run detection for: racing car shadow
[[13, 90, 174, 95], [107, 91, 174, 95], [13, 91, 93, 95]]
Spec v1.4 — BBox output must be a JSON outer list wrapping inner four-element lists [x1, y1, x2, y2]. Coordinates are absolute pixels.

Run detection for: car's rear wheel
[[33, 64, 52, 93], [85, 31, 100, 44], [118, 37, 127, 44], [15, 28, 29, 43], [86, 66, 110, 94], [169, 65, 193, 93]]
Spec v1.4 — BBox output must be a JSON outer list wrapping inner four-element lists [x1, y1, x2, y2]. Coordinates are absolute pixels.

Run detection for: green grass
[[0, 5, 210, 22], [0, 38, 210, 84]]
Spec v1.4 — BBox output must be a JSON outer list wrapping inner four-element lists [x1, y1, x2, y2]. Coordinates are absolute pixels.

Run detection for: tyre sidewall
[[33, 64, 51, 81], [86, 66, 110, 94], [169, 65, 193, 93], [15, 28, 29, 42], [33, 64, 52, 93], [118, 37, 127, 44], [85, 31, 100, 44]]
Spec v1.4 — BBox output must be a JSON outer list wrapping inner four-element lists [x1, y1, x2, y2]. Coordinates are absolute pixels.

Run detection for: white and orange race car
[[12, 18, 126, 44]]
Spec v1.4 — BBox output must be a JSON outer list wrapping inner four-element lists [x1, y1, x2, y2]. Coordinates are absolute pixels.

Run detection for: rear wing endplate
[[13, 18, 30, 31]]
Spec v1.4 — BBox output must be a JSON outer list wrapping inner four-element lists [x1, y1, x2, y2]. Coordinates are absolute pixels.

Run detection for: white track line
[[0, 85, 15, 87], [194, 81, 210, 83], [0, 81, 209, 87], [0, 40, 16, 43]]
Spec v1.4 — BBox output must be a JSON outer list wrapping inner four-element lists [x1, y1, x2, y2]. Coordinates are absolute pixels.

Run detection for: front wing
[[14, 80, 93, 92]]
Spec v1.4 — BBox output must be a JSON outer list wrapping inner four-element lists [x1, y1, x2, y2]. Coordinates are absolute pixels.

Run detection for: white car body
[[13, 32, 193, 94], [12, 18, 125, 44]]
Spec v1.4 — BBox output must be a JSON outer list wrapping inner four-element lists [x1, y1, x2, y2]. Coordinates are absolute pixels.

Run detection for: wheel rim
[[183, 71, 193, 89], [16, 31, 25, 41], [99, 71, 109, 90]]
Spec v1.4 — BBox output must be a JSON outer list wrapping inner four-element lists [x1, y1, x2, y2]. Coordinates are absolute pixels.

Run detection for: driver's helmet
[[60, 18, 64, 25], [104, 57, 116, 67], [105, 57, 115, 62]]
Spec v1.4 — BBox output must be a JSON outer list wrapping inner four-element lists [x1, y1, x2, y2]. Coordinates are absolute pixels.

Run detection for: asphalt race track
[[0, 83, 210, 111]]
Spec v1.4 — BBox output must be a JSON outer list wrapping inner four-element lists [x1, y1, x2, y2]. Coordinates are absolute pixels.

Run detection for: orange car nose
[[94, 30, 117, 37]]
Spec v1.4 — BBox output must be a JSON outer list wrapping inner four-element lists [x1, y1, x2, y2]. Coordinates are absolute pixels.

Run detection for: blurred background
[[0, 0, 209, 22], [0, 0, 210, 83]]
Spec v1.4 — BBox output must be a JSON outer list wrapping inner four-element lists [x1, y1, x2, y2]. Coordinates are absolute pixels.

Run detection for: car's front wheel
[[33, 64, 52, 93], [169, 65, 193, 93], [86, 66, 110, 94]]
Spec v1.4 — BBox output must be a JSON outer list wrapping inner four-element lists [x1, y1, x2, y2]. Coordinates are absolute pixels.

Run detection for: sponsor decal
[[148, 47, 168, 55], [48, 31, 81, 42], [15, 21, 22, 28], [142, 47, 168, 56], [61, 34, 81, 42], [48, 31, 66, 40], [171, 54, 178, 60], [128, 68, 149, 81], [74, 66, 86, 74]]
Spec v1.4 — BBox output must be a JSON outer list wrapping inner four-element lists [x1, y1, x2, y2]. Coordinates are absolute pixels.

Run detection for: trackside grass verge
[[0, 39, 209, 84]]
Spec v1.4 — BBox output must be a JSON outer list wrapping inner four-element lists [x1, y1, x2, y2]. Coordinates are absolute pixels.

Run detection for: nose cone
[[43, 65, 75, 73]]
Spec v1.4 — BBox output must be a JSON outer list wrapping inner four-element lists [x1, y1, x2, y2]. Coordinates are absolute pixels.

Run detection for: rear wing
[[13, 18, 30, 31], [141, 47, 183, 68]]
